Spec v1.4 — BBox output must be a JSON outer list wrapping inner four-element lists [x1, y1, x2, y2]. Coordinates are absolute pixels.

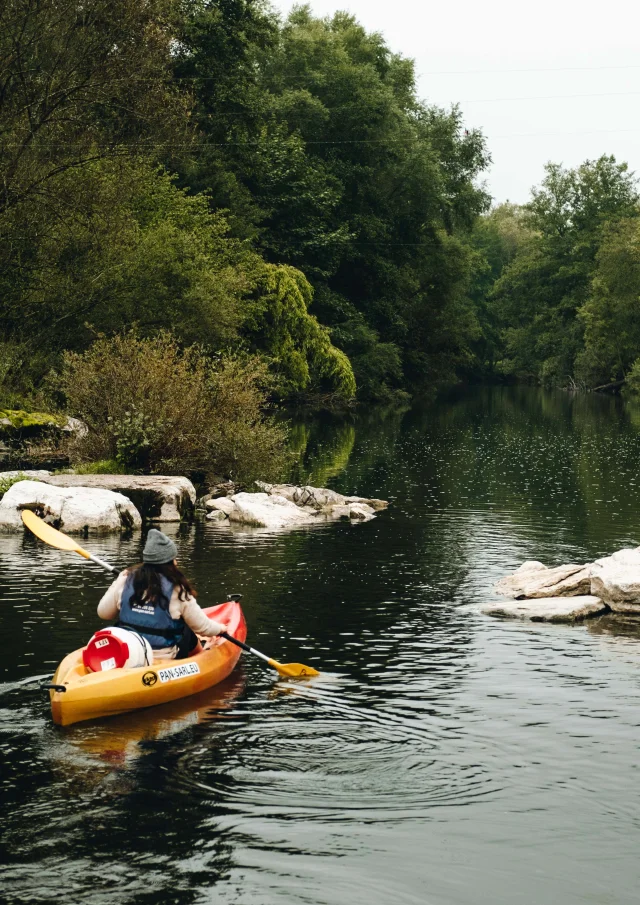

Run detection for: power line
[[420, 63, 640, 76], [3, 127, 640, 151], [460, 90, 640, 104], [491, 127, 640, 139], [93, 63, 640, 83]]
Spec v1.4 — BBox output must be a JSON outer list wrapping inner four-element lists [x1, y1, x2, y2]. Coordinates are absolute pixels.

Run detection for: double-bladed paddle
[[21, 510, 319, 679]]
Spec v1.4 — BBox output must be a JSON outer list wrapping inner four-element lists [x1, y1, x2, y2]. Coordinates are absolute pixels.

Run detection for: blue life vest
[[117, 574, 184, 650]]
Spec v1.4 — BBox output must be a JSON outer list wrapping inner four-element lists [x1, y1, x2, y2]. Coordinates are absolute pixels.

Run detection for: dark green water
[[2, 386, 640, 905]]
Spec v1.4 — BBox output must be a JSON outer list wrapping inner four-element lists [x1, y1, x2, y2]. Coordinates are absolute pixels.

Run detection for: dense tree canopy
[[3, 0, 640, 419], [176, 2, 490, 398], [479, 157, 640, 390]]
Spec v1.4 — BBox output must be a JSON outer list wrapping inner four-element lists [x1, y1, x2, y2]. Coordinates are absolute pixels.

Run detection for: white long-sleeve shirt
[[97, 570, 226, 661]]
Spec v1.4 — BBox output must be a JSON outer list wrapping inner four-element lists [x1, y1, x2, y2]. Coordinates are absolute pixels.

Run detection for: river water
[[2, 386, 640, 905]]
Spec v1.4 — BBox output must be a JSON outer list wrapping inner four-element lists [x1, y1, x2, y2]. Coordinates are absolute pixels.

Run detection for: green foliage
[[59, 332, 288, 482], [0, 473, 29, 500], [577, 219, 640, 387], [72, 460, 128, 475], [246, 265, 356, 400], [0, 0, 188, 218], [177, 4, 490, 398], [624, 359, 640, 397], [486, 157, 640, 385], [0, 158, 263, 358]]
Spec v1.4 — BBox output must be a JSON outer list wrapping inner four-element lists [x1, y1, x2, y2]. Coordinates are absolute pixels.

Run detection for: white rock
[[0, 469, 52, 483], [331, 505, 352, 520], [205, 496, 236, 515], [0, 480, 141, 533], [482, 595, 607, 623], [61, 417, 88, 438], [255, 481, 388, 513], [494, 561, 592, 599], [590, 548, 640, 612], [344, 496, 388, 512], [206, 509, 228, 521], [228, 492, 317, 529], [39, 474, 195, 521], [348, 503, 375, 521]]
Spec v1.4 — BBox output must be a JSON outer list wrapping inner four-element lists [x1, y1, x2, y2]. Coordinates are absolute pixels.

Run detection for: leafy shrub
[[624, 358, 640, 397], [0, 473, 28, 500], [58, 332, 288, 482]]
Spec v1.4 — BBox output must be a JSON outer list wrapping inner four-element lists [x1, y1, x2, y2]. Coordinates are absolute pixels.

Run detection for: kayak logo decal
[[142, 671, 158, 687]]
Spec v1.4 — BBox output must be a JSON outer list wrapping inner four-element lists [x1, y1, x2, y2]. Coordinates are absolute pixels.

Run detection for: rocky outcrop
[[205, 482, 388, 529], [0, 409, 67, 440], [590, 549, 640, 613], [206, 496, 237, 516], [483, 595, 608, 623], [0, 469, 52, 485], [489, 546, 640, 626], [38, 474, 195, 522], [0, 479, 141, 533], [256, 482, 388, 512], [227, 492, 315, 529], [494, 560, 592, 599]]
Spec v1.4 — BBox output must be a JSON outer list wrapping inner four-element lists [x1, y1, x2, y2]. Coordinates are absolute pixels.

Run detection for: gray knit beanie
[[142, 529, 178, 565]]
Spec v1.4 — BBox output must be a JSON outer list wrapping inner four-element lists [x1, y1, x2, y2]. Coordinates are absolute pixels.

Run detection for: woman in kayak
[[97, 529, 228, 660]]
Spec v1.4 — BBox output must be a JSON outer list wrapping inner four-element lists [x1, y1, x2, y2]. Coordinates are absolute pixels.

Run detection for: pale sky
[[273, 0, 640, 204]]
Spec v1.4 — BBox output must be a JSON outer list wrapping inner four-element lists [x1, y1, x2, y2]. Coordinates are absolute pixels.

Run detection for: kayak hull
[[50, 601, 246, 726]]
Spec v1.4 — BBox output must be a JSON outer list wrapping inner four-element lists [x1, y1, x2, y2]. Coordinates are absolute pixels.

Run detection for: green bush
[[624, 359, 640, 397], [58, 332, 288, 482], [0, 473, 28, 500]]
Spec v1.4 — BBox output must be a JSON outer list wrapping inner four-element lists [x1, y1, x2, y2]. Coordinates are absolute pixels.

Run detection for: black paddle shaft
[[220, 631, 252, 654]]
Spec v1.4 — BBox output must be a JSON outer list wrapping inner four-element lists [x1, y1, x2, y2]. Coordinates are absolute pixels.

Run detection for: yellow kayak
[[48, 601, 246, 726]]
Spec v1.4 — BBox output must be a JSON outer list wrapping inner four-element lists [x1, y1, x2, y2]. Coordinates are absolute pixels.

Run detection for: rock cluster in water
[[204, 481, 388, 529], [0, 479, 141, 533], [485, 549, 640, 623], [0, 473, 388, 533]]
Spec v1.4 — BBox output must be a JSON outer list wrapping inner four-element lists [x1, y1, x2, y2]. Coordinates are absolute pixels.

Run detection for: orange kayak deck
[[49, 601, 247, 726]]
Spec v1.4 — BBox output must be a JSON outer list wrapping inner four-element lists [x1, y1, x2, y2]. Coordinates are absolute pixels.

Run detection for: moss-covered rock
[[0, 409, 67, 440]]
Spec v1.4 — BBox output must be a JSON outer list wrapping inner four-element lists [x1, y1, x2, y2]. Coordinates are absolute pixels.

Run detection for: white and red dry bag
[[83, 627, 152, 672]]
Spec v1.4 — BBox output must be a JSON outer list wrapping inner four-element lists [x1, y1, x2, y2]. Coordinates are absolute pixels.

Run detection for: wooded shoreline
[[2, 2, 640, 482]]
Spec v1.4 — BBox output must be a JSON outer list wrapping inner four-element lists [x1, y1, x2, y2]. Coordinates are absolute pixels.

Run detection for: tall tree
[[0, 0, 188, 214], [177, 4, 490, 399], [488, 156, 639, 384]]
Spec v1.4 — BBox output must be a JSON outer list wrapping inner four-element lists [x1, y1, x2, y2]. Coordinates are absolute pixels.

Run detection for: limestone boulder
[[0, 469, 52, 485], [206, 509, 228, 522], [483, 595, 608, 623], [255, 481, 388, 514], [228, 492, 316, 529], [494, 560, 592, 599], [347, 502, 375, 521], [205, 496, 236, 516], [0, 479, 141, 533], [590, 548, 640, 612], [204, 482, 389, 529], [38, 474, 195, 521]]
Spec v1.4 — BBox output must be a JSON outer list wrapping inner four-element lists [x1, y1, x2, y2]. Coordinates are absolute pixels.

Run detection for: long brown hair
[[129, 561, 197, 611]]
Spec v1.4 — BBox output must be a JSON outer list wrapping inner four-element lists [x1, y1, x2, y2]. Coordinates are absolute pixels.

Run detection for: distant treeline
[[1, 0, 638, 410], [472, 157, 640, 394]]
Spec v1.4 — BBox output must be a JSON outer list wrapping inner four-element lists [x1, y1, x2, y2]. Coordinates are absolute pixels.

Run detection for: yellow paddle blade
[[21, 510, 91, 559], [268, 659, 320, 678]]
